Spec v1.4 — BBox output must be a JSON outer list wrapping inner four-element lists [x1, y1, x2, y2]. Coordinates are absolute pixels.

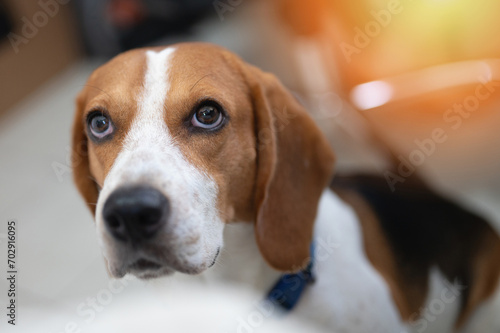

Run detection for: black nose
[[103, 186, 169, 243]]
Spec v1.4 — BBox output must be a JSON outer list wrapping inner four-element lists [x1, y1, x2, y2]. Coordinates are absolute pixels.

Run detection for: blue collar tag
[[265, 243, 315, 311]]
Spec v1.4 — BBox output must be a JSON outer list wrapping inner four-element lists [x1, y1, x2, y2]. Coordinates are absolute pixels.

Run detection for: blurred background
[[1, 0, 500, 331]]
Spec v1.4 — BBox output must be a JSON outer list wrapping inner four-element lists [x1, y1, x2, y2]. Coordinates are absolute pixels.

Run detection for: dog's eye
[[88, 113, 114, 139], [191, 104, 223, 129]]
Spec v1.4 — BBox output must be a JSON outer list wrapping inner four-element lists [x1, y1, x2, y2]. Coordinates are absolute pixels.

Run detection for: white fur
[[203, 222, 282, 291], [96, 48, 225, 278]]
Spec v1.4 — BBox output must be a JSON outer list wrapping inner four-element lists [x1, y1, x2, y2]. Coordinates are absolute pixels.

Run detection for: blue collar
[[265, 243, 315, 311]]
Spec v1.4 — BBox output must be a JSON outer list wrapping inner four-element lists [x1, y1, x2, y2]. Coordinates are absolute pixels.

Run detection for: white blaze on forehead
[[127, 47, 176, 147]]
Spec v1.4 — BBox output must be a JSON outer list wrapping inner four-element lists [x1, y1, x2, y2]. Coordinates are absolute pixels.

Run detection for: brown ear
[[72, 89, 99, 215], [244, 65, 335, 272]]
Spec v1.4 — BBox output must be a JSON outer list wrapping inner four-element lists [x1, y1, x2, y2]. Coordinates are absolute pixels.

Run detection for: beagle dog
[[72, 43, 500, 333]]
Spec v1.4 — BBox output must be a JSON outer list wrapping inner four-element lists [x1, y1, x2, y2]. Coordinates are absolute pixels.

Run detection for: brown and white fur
[[72, 43, 500, 333]]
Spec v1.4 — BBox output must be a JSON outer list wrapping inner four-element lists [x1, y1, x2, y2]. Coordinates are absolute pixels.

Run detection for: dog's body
[[207, 186, 408, 333], [72, 43, 500, 333], [207, 177, 500, 333]]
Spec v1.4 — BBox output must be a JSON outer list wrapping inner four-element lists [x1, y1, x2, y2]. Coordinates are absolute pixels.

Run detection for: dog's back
[[332, 174, 500, 331]]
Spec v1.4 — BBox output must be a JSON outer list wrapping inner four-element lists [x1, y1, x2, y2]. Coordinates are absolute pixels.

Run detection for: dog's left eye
[[88, 113, 114, 139], [191, 104, 223, 129]]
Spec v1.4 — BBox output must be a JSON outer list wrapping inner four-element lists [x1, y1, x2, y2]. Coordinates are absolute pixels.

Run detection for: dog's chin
[[132, 267, 175, 280], [103, 242, 221, 279], [106, 257, 212, 280]]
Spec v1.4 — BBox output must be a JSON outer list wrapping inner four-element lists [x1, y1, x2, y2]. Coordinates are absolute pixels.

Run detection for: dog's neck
[[204, 188, 347, 291], [203, 221, 282, 290]]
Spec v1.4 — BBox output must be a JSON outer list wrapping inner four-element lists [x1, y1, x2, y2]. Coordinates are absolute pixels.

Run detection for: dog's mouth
[[130, 258, 162, 271], [123, 258, 175, 279], [102, 234, 223, 279]]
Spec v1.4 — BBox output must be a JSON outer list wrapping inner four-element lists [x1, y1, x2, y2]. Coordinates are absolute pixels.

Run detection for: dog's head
[[72, 43, 335, 279]]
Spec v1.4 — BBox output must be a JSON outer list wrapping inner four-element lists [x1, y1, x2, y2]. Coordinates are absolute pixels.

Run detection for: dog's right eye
[[87, 112, 114, 140], [191, 104, 223, 129]]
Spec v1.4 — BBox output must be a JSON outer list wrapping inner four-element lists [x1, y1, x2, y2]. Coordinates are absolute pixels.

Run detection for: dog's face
[[72, 43, 335, 279]]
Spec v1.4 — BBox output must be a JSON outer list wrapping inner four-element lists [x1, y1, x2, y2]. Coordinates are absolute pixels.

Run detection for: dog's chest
[[289, 190, 408, 332], [210, 190, 409, 332]]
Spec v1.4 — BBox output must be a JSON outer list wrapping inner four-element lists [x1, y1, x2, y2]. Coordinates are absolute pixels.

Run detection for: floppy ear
[[72, 89, 99, 215], [244, 65, 336, 272]]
